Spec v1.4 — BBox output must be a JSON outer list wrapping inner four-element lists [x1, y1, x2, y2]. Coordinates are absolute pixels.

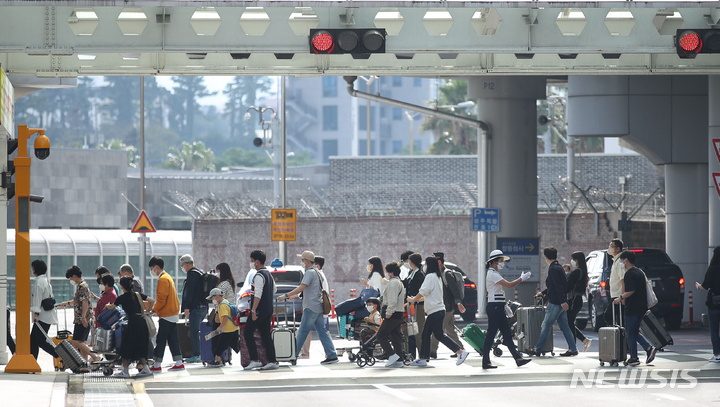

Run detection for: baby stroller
[[340, 314, 415, 367]]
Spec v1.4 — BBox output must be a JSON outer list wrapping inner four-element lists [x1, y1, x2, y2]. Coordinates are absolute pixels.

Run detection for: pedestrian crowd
[[6, 241, 720, 375]]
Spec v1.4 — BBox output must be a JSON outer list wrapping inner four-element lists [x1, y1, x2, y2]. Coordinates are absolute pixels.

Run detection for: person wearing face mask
[[363, 298, 382, 331], [403, 252, 425, 359], [204, 288, 240, 368], [482, 250, 532, 369], [179, 254, 207, 364], [149, 256, 184, 372], [604, 238, 626, 326], [361, 256, 385, 296], [59, 265, 100, 363], [95, 274, 118, 329], [376, 262, 407, 368], [243, 250, 279, 370], [399, 251, 414, 280], [29, 259, 58, 360], [565, 252, 592, 352]]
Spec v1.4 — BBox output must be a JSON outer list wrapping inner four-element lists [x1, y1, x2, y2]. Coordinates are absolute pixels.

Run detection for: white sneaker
[[583, 338, 593, 353], [260, 362, 280, 370], [389, 361, 404, 368], [136, 369, 152, 377], [710, 355, 720, 362], [244, 360, 263, 370], [456, 350, 469, 366], [409, 359, 427, 367], [114, 371, 131, 378], [385, 354, 400, 367]]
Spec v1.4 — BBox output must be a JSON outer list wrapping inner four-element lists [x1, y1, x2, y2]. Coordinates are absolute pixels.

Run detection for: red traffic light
[[676, 29, 720, 58], [309, 29, 386, 56], [678, 31, 701, 53]]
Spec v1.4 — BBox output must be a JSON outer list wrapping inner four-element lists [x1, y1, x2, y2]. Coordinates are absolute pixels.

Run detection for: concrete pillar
[[709, 77, 720, 257], [468, 77, 546, 306]]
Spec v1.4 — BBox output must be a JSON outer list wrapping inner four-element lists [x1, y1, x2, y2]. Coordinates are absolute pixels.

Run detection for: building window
[[323, 77, 337, 97], [322, 139, 338, 164], [414, 77, 422, 87], [358, 140, 377, 156], [392, 77, 402, 87], [393, 140, 403, 154], [323, 106, 338, 131], [393, 107, 403, 120], [358, 106, 376, 131]]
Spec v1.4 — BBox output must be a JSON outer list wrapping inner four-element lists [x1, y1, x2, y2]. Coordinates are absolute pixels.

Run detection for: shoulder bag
[[41, 278, 56, 311], [315, 270, 332, 315], [135, 292, 157, 338], [642, 270, 658, 308]]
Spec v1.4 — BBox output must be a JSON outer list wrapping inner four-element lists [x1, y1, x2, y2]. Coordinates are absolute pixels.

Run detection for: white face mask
[[366, 264, 372, 273], [497, 262, 505, 270], [70, 280, 77, 287], [212, 299, 218, 306], [249, 261, 256, 270], [571, 259, 577, 269], [99, 284, 105, 292], [366, 305, 375, 312]]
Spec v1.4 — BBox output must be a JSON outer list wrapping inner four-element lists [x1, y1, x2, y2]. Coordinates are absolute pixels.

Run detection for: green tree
[[537, 85, 604, 154], [98, 138, 139, 167], [169, 77, 216, 139], [287, 151, 316, 167], [160, 141, 216, 172], [216, 147, 271, 169], [223, 76, 273, 140], [420, 79, 477, 155]]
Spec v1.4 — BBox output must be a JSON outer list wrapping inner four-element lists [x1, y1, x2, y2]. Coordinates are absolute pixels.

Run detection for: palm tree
[[420, 80, 477, 155], [160, 141, 216, 172]]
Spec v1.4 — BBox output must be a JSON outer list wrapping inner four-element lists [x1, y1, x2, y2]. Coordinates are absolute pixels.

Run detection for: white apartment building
[[284, 76, 436, 163]]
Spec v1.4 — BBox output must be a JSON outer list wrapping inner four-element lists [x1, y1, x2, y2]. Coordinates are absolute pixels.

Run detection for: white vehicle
[[236, 261, 305, 322]]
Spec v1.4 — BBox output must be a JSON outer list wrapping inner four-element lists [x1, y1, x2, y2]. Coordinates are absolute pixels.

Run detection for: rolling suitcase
[[92, 327, 115, 353], [200, 323, 230, 366], [461, 323, 487, 356], [37, 322, 87, 373], [272, 299, 298, 365], [517, 300, 554, 356], [177, 318, 194, 359], [639, 309, 673, 349], [97, 308, 124, 330], [53, 307, 74, 371], [599, 302, 627, 366], [238, 326, 269, 367]]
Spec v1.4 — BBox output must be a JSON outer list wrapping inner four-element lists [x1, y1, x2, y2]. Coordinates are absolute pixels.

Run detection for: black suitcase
[[55, 339, 87, 373], [640, 310, 673, 349], [177, 319, 194, 359]]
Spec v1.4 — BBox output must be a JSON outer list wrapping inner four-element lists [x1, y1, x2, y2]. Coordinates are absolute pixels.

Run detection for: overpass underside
[[1, 1, 720, 76]]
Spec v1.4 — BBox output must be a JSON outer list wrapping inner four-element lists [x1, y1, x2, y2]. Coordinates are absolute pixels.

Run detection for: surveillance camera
[[538, 115, 550, 126], [244, 112, 252, 122], [34, 134, 51, 160], [253, 137, 264, 148]]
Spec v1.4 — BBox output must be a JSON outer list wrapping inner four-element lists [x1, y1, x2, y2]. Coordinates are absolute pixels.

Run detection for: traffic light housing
[[2, 138, 18, 199], [676, 29, 720, 58], [309, 29, 386, 57]]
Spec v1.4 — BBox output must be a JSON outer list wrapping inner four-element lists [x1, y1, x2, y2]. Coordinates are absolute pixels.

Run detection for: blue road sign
[[472, 208, 500, 232], [496, 238, 539, 256], [618, 220, 632, 232]]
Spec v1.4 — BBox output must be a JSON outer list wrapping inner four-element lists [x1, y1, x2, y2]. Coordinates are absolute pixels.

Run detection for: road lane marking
[[650, 393, 685, 401], [50, 379, 66, 407], [372, 384, 416, 401], [133, 383, 155, 407]]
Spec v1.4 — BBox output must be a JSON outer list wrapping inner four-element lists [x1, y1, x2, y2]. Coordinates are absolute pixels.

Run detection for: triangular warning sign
[[131, 210, 156, 233], [713, 139, 720, 165], [713, 173, 720, 201]]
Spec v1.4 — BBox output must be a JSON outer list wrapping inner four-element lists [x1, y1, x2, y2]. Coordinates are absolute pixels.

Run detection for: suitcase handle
[[612, 301, 623, 327]]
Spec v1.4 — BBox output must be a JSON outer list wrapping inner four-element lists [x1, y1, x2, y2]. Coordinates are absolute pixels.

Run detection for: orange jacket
[[153, 271, 180, 318]]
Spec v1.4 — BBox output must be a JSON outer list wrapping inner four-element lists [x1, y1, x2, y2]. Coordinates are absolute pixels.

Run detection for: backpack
[[198, 269, 220, 301], [442, 269, 465, 301]]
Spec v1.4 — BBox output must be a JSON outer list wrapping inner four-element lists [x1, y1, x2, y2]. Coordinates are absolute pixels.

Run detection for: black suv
[[445, 262, 479, 322], [585, 248, 685, 331]]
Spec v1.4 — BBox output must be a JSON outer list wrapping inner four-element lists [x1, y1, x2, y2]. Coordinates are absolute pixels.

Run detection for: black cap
[[433, 252, 445, 262]]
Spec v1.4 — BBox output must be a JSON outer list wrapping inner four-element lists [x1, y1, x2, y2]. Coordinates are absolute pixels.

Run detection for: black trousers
[[154, 318, 182, 362], [483, 303, 522, 366], [419, 310, 460, 359], [567, 296, 587, 342], [6, 308, 15, 354], [31, 321, 58, 359], [244, 312, 276, 363], [214, 330, 239, 357], [376, 315, 404, 357]]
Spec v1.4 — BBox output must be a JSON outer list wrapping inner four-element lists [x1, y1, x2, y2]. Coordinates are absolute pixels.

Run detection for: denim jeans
[[189, 306, 207, 358], [154, 318, 183, 362], [535, 302, 578, 352], [296, 308, 337, 359], [708, 308, 720, 355], [625, 313, 651, 359]]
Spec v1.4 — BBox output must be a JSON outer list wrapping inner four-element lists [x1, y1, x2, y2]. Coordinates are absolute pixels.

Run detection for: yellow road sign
[[271, 209, 296, 242], [131, 210, 157, 233]]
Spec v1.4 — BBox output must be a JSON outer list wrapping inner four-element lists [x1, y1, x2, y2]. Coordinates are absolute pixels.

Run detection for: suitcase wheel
[[103, 367, 113, 376], [599, 361, 605, 366], [493, 347, 503, 357], [622, 361, 628, 366], [348, 353, 356, 362], [291, 360, 296, 366]]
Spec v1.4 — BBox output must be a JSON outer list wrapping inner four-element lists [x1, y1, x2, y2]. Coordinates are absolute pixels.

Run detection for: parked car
[[585, 248, 685, 331], [444, 262, 479, 322], [236, 261, 305, 322]]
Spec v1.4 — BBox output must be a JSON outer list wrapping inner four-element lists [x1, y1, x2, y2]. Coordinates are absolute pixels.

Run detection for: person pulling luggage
[[376, 262, 406, 368], [482, 250, 532, 369], [243, 250, 279, 370]]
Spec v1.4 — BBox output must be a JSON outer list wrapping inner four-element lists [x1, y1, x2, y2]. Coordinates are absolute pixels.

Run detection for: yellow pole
[[5, 125, 42, 373]]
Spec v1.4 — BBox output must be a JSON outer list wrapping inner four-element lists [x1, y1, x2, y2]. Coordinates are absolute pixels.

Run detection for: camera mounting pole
[[5, 124, 50, 374]]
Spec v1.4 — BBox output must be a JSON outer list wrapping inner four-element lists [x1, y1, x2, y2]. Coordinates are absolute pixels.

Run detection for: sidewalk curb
[[66, 374, 83, 407]]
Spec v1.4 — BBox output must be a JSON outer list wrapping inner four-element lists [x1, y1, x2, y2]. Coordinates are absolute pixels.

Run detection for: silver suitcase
[[272, 298, 298, 365], [517, 301, 554, 356], [639, 310, 673, 349], [92, 327, 115, 353], [598, 303, 627, 366]]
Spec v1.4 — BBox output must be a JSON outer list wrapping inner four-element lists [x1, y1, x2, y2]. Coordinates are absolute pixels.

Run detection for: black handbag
[[41, 297, 56, 311]]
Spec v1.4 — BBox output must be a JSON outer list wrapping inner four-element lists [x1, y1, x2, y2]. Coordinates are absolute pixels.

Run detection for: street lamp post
[[358, 76, 378, 155]]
